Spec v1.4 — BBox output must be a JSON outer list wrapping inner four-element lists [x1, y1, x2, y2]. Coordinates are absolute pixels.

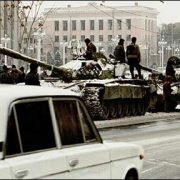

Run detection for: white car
[[0, 85, 144, 179]]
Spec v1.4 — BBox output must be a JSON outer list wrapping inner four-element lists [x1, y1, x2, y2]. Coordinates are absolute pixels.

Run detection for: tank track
[[81, 87, 105, 120]]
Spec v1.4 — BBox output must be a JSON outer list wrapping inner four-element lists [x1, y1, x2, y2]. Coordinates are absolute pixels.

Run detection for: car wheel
[[125, 169, 138, 180]]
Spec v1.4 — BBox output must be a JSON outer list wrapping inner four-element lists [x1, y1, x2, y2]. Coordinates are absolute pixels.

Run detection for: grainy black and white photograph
[[0, 1, 180, 179]]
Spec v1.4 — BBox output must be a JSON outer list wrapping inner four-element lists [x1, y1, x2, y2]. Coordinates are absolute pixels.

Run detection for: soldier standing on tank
[[126, 37, 141, 79], [114, 38, 125, 64], [83, 38, 97, 60]]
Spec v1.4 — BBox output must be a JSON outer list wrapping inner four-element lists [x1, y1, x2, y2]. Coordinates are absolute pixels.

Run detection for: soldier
[[18, 66, 26, 83], [114, 38, 125, 64], [126, 37, 141, 79], [25, 63, 40, 86], [10, 64, 21, 84], [83, 38, 97, 60], [0, 65, 14, 84], [165, 60, 176, 82], [163, 75, 177, 112]]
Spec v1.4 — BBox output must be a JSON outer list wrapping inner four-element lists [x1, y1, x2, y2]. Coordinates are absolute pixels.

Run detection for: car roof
[[0, 84, 79, 143], [0, 84, 78, 99]]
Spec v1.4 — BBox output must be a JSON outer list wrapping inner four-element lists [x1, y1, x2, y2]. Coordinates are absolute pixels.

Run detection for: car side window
[[78, 102, 99, 143], [5, 100, 56, 157], [53, 100, 84, 146]]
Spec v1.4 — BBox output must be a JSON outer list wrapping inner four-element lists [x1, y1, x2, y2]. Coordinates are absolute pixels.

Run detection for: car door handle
[[15, 169, 28, 179], [69, 159, 79, 167]]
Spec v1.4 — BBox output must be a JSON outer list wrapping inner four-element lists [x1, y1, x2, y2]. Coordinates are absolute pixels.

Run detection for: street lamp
[[1, 34, 10, 65], [158, 38, 167, 70], [33, 29, 45, 61], [60, 41, 69, 65], [166, 45, 171, 58]]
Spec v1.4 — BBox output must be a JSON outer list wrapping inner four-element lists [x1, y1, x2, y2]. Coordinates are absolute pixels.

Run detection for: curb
[[94, 112, 180, 129]]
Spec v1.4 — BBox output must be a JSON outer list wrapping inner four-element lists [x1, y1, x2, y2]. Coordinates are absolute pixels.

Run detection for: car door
[[61, 144, 111, 179], [52, 98, 111, 179], [4, 99, 69, 179]]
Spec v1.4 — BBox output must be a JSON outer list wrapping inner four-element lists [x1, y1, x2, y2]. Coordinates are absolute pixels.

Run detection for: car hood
[[103, 141, 144, 161]]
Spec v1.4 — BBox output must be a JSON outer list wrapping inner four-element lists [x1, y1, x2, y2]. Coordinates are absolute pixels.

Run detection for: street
[[99, 117, 180, 179]]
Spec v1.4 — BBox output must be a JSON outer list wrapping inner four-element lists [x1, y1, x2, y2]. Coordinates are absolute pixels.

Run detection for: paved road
[[95, 112, 180, 129], [99, 117, 180, 179]]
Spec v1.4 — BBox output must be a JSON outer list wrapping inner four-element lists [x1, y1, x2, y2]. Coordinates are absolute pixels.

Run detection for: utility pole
[[172, 23, 174, 56]]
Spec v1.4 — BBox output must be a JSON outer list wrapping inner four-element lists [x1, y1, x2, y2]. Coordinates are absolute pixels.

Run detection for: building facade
[[42, 2, 159, 66], [0, 1, 19, 66]]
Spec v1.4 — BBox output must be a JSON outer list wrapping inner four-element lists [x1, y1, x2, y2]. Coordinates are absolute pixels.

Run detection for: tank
[[0, 47, 152, 120], [154, 56, 180, 112]]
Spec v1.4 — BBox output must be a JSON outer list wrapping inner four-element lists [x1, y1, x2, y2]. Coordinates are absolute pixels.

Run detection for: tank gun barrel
[[0, 47, 64, 74], [140, 65, 162, 75]]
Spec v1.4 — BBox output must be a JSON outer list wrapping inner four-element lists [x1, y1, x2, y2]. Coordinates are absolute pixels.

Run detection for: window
[[30, 38, 33, 44], [81, 35, 85, 42], [72, 35, 76, 40], [54, 21, 59, 31], [99, 19, 103, 30], [6, 100, 56, 156], [55, 35, 59, 42], [108, 19, 113, 30], [117, 19, 122, 30], [90, 35, 94, 42], [151, 20, 153, 31], [99, 35, 103, 42], [81, 20, 85, 31], [148, 20, 150, 31], [54, 47, 59, 54], [63, 35, 68, 42], [53, 100, 84, 146], [63, 20, 68, 31], [126, 19, 131, 30], [90, 20, 94, 30], [108, 35, 113, 41], [72, 20, 76, 31]]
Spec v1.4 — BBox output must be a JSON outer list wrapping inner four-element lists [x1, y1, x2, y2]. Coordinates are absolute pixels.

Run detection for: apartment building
[[42, 2, 159, 66]]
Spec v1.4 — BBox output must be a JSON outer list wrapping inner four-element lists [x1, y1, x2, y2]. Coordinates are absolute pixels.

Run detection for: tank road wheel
[[136, 100, 142, 115], [130, 100, 137, 116], [137, 100, 146, 115], [102, 102, 110, 119], [142, 100, 147, 115], [126, 100, 131, 116], [122, 100, 130, 116], [109, 101, 118, 119], [117, 100, 123, 118]]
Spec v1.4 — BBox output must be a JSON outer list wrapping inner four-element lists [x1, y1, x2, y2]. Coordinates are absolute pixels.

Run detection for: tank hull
[[82, 79, 150, 120]]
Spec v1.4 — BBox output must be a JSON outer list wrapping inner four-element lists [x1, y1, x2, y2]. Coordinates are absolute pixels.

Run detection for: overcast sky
[[40, 1, 180, 25]]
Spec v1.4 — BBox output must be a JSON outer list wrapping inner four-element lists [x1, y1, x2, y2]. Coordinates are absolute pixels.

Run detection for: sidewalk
[[94, 112, 180, 129]]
